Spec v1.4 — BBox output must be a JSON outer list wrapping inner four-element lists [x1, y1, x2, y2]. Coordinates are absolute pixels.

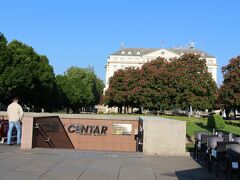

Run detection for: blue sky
[[1, 1, 240, 85]]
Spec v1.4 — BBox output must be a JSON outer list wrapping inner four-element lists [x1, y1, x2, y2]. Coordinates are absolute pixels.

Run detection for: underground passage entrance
[[32, 116, 142, 152], [33, 116, 74, 149]]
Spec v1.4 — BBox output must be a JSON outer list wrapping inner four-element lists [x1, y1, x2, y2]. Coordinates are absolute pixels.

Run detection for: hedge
[[207, 114, 225, 130]]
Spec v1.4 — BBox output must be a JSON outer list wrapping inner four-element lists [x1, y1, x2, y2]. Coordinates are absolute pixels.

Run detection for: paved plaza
[[0, 145, 225, 180]]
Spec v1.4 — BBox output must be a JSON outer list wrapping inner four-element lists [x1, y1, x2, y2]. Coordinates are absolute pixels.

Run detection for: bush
[[207, 114, 225, 130]]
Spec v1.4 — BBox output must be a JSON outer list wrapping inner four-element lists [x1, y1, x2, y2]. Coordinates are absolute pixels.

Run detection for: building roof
[[167, 48, 215, 58], [111, 48, 159, 56], [111, 48, 215, 58]]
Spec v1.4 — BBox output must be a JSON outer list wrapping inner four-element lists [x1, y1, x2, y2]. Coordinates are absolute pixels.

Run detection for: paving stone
[[0, 145, 229, 180], [78, 158, 120, 180]]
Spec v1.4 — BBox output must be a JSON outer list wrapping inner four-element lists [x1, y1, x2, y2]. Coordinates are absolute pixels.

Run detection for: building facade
[[105, 47, 217, 90]]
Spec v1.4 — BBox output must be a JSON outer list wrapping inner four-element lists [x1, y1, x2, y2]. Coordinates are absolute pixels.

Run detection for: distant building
[[105, 46, 217, 90]]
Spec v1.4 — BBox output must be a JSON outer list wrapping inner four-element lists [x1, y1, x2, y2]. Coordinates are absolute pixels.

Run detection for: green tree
[[56, 67, 104, 113], [32, 55, 56, 111], [0, 33, 11, 104], [0, 39, 56, 110]]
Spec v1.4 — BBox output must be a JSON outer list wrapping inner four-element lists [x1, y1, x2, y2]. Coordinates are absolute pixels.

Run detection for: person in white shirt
[[7, 97, 24, 145]]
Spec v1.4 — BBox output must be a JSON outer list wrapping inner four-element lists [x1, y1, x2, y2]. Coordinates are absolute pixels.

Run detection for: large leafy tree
[[139, 54, 217, 111], [104, 69, 127, 111], [219, 56, 240, 118], [104, 67, 141, 113], [104, 54, 217, 113], [140, 57, 172, 110], [125, 67, 142, 110], [172, 54, 217, 110], [0, 33, 11, 103], [32, 55, 57, 111], [0, 37, 56, 110], [56, 67, 104, 113]]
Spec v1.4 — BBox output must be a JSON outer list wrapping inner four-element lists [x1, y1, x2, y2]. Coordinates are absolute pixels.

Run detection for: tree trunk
[[225, 108, 230, 120], [234, 107, 236, 120]]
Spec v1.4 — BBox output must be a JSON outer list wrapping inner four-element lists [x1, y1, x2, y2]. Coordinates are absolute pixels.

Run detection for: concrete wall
[[141, 116, 186, 156], [18, 112, 139, 152], [4, 112, 187, 156], [61, 118, 138, 151], [21, 116, 34, 149]]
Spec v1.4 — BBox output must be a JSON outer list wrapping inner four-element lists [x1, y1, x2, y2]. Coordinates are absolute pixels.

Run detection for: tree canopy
[[56, 67, 104, 113], [172, 54, 217, 110], [0, 37, 56, 110], [0, 33, 104, 112], [219, 56, 240, 117], [104, 67, 141, 113], [104, 54, 218, 112]]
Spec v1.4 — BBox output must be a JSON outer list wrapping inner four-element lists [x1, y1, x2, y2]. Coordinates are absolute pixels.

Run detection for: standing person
[[7, 97, 24, 145]]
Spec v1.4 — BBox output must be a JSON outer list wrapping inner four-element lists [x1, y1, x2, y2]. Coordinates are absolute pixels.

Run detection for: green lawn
[[162, 115, 240, 137]]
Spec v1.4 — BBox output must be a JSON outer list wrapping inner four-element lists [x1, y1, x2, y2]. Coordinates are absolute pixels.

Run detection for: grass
[[163, 115, 240, 137], [162, 116, 210, 137]]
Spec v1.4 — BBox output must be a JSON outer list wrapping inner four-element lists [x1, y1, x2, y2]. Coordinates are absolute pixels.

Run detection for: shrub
[[207, 114, 225, 130]]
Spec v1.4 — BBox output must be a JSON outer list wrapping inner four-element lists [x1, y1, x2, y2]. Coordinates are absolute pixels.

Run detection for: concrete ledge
[[150, 152, 190, 157], [141, 116, 186, 156], [0, 111, 139, 121], [21, 116, 34, 150]]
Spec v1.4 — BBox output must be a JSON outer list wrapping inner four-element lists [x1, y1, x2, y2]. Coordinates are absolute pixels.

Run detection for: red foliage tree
[[219, 56, 240, 118], [172, 54, 217, 110], [104, 67, 141, 113], [104, 54, 217, 113]]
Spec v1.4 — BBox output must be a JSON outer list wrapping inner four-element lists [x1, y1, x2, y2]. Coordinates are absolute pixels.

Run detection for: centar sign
[[68, 124, 108, 135]]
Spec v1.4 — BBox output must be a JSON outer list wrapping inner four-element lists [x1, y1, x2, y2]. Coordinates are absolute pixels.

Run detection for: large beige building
[[105, 46, 217, 90]]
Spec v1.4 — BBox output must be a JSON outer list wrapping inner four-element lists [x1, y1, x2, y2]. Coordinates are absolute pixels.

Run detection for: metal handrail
[[34, 123, 55, 148]]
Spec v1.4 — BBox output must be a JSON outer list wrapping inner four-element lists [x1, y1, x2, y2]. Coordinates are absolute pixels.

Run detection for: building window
[[208, 60, 213, 65], [208, 68, 213, 73], [113, 65, 118, 71]]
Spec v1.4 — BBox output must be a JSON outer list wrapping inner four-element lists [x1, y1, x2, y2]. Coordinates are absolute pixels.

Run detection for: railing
[[34, 123, 55, 148], [33, 116, 74, 149]]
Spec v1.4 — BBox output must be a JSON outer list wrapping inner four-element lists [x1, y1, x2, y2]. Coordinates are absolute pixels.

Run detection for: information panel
[[113, 124, 132, 135]]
